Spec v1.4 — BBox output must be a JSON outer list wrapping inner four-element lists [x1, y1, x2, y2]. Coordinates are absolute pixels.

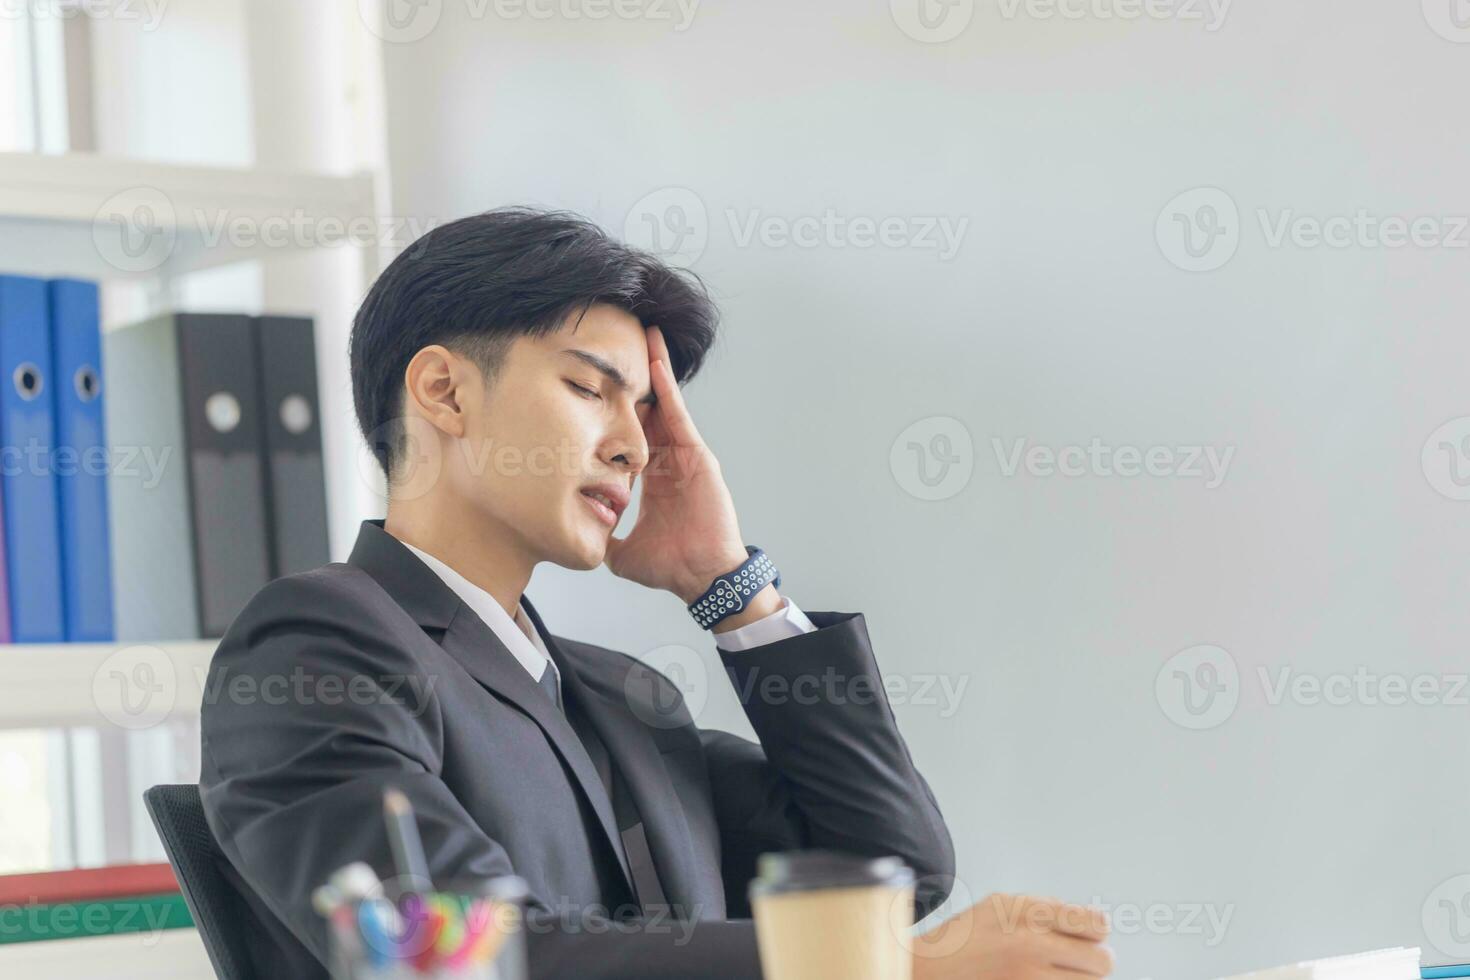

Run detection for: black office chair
[[144, 783, 309, 980]]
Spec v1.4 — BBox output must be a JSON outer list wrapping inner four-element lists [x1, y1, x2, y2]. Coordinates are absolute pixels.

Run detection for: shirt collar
[[395, 539, 557, 685]]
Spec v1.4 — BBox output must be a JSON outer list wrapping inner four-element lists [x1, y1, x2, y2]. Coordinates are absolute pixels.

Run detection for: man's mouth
[[578, 482, 629, 527]]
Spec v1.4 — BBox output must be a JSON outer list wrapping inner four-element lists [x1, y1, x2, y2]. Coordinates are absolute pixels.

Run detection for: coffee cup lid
[[751, 851, 914, 896]]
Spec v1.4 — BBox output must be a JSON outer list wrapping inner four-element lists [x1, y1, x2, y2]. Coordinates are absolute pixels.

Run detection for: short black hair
[[350, 206, 719, 481]]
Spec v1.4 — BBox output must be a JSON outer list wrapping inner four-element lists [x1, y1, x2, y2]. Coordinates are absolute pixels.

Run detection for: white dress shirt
[[396, 537, 818, 702]]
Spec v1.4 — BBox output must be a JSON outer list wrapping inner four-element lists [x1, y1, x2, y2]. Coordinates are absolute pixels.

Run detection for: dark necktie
[[537, 665, 562, 712]]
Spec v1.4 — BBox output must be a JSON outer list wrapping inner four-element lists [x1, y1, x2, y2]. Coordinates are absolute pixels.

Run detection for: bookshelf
[[0, 150, 382, 736], [0, 640, 218, 731], [0, 152, 379, 285], [0, 8, 393, 938]]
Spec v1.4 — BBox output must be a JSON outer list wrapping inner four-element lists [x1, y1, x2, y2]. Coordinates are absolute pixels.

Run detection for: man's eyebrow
[[559, 348, 657, 405]]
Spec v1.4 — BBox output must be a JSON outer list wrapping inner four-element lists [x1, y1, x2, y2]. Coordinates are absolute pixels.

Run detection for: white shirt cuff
[[713, 595, 817, 653]]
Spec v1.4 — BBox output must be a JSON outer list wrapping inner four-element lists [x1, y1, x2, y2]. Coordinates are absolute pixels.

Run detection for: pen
[[410, 905, 447, 972], [356, 897, 398, 968], [383, 788, 433, 895], [446, 899, 504, 969], [432, 894, 465, 958]]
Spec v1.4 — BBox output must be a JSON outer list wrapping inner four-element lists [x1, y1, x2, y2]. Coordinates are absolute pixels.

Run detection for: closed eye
[[566, 379, 601, 400]]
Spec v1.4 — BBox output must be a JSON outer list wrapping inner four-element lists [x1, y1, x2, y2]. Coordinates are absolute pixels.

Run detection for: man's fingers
[[968, 895, 1115, 978], [1036, 933, 1115, 976], [1053, 902, 1109, 941], [646, 322, 670, 362], [981, 894, 1110, 944], [602, 534, 627, 569], [1015, 896, 1110, 942], [647, 351, 705, 449]]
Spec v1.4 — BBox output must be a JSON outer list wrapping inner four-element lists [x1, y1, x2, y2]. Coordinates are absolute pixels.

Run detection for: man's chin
[[548, 533, 609, 572]]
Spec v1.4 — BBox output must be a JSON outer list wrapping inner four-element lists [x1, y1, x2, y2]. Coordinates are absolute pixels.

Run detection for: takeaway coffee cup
[[749, 851, 916, 980]]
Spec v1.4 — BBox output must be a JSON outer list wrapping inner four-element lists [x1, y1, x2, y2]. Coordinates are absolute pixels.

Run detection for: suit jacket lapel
[[346, 521, 635, 896]]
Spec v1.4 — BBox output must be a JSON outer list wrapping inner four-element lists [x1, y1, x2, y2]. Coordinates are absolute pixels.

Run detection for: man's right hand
[[912, 894, 1115, 979]]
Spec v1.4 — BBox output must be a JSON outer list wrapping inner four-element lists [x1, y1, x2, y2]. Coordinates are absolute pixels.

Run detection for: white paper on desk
[[1215, 946, 1420, 980]]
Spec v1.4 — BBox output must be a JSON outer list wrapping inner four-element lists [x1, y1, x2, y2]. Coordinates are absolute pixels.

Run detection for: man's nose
[[605, 418, 649, 474]]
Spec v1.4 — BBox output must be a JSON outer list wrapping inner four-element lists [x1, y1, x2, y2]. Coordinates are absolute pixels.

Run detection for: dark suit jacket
[[199, 519, 954, 979]]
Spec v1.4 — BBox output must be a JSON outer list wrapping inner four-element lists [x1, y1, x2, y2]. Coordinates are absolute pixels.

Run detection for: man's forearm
[[718, 610, 957, 914]]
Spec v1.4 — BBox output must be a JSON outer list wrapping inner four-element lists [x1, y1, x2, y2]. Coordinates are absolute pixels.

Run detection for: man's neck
[[383, 499, 534, 621]]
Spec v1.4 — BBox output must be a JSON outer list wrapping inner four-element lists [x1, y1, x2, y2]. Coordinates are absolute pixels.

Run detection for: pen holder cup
[[324, 877, 529, 980]]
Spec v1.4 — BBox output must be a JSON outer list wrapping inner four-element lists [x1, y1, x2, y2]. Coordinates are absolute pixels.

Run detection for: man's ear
[[402, 345, 473, 440]]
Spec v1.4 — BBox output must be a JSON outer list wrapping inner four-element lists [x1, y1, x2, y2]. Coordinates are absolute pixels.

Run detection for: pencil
[[382, 788, 433, 894]]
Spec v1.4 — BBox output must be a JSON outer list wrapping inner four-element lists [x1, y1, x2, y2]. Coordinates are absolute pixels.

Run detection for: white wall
[[89, 0, 252, 166], [371, 2, 1470, 976]]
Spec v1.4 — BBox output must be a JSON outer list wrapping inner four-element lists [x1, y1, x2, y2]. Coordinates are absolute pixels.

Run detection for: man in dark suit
[[200, 208, 1114, 979]]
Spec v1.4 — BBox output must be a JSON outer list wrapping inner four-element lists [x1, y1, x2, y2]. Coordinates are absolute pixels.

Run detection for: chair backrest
[[142, 784, 269, 980]]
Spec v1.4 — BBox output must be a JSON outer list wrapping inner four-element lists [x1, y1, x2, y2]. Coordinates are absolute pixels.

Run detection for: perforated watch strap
[[687, 546, 781, 630]]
